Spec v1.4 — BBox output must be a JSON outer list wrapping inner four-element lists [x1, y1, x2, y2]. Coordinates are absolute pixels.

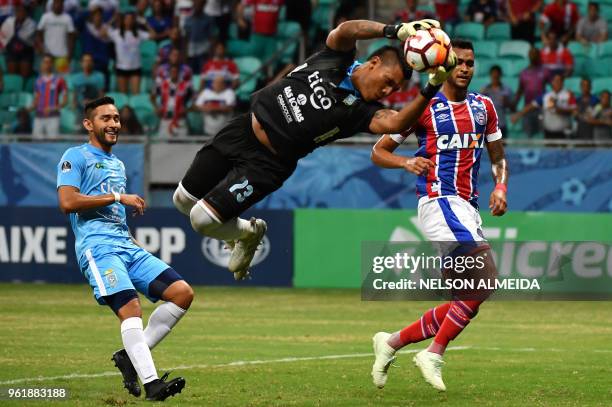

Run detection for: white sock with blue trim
[[121, 317, 158, 384]]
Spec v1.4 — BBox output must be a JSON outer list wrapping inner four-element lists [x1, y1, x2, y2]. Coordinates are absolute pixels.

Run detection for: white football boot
[[229, 218, 267, 280], [413, 349, 446, 391], [371, 332, 397, 389]]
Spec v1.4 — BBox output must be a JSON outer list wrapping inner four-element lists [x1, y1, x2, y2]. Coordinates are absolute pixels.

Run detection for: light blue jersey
[[57, 143, 178, 303], [56, 143, 131, 261]]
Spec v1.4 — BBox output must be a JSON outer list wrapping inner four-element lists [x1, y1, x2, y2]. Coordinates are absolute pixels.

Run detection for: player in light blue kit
[[56, 96, 193, 401]]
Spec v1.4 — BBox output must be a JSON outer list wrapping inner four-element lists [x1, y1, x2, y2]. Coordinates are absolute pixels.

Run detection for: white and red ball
[[404, 28, 452, 72]]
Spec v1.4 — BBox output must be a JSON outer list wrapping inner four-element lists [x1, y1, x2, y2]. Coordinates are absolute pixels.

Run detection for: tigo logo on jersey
[[436, 133, 484, 150], [307, 71, 333, 110]]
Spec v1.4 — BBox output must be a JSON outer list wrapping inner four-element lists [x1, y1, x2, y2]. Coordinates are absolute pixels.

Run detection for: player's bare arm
[[486, 139, 508, 216], [371, 134, 435, 175], [57, 185, 146, 216]]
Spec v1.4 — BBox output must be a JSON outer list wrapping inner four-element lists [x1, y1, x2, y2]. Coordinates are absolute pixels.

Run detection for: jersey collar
[[338, 61, 363, 99], [85, 142, 113, 157]]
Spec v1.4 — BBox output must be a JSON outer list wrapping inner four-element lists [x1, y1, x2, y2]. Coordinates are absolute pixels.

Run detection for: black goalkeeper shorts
[[181, 113, 297, 221]]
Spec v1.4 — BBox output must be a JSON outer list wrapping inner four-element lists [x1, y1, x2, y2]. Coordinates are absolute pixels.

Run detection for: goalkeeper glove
[[383, 19, 441, 41], [421, 50, 458, 98]]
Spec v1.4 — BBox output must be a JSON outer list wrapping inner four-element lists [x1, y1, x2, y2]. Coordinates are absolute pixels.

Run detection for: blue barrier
[[0, 207, 293, 286]]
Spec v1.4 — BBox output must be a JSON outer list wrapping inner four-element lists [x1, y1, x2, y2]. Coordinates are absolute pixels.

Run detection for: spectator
[[1, 4, 36, 78], [575, 77, 599, 139], [514, 73, 576, 139], [205, 0, 232, 43], [175, 0, 193, 29], [394, 0, 434, 24], [576, 2, 608, 44], [183, 0, 216, 72], [71, 54, 104, 110], [512, 47, 551, 137], [285, 0, 312, 51], [88, 0, 118, 15], [237, 0, 284, 61], [134, 0, 149, 29], [195, 74, 236, 136], [201, 41, 239, 90], [155, 46, 193, 82], [585, 91, 612, 140], [106, 12, 152, 94], [465, 0, 497, 27], [0, 0, 21, 25], [152, 64, 193, 137], [79, 6, 112, 89], [119, 105, 144, 135], [29, 55, 68, 138], [434, 0, 460, 25], [540, 30, 573, 77], [539, 0, 579, 44], [12, 108, 32, 135], [36, 0, 75, 74], [44, 0, 80, 20], [146, 0, 172, 42], [481, 65, 513, 136], [506, 0, 542, 43]]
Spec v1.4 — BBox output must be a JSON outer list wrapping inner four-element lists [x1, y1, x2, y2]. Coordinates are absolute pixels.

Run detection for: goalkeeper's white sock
[[144, 302, 187, 350], [121, 317, 158, 384]]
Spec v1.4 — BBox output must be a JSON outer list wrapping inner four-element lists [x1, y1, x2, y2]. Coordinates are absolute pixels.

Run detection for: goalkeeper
[[174, 18, 457, 280]]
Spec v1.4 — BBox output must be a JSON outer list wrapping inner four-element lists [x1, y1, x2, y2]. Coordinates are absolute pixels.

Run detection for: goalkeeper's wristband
[[383, 24, 401, 39], [495, 183, 507, 193], [113, 192, 121, 203], [421, 82, 442, 100]]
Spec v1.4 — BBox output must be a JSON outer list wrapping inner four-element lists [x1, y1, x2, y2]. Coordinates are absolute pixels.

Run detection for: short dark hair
[[367, 45, 412, 80], [588, 2, 599, 10], [581, 76, 591, 85], [85, 96, 116, 119], [451, 39, 474, 51], [490, 65, 502, 75]]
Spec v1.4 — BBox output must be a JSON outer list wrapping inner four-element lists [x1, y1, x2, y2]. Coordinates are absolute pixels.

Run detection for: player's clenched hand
[[489, 189, 507, 216], [403, 157, 435, 176], [120, 194, 146, 216]]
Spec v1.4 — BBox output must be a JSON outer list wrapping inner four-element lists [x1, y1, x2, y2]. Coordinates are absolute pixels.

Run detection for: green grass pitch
[[1, 283, 611, 406]]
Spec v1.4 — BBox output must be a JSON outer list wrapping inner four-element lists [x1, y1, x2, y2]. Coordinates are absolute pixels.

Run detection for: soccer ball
[[404, 28, 452, 72]]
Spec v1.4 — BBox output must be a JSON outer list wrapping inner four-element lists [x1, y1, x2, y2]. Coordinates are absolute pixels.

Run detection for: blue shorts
[[79, 243, 175, 305]]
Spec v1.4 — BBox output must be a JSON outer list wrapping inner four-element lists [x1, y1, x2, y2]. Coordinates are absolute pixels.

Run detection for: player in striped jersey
[[369, 39, 508, 392]]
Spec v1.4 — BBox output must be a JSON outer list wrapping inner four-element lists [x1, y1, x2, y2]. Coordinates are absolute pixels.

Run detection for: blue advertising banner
[[255, 146, 612, 213], [0, 143, 144, 206], [0, 207, 293, 287]]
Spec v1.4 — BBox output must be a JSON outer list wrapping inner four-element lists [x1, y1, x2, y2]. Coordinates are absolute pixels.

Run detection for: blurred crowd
[[0, 0, 611, 140]]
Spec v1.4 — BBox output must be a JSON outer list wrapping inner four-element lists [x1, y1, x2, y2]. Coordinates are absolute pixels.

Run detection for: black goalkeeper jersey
[[251, 46, 385, 161]]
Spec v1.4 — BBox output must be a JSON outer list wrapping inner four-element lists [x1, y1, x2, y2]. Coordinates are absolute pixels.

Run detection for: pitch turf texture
[[1, 284, 611, 407]]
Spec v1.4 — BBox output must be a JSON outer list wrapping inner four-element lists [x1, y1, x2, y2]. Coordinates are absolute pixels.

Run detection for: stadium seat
[[591, 77, 612, 94], [453, 22, 485, 41], [187, 111, 203, 134], [473, 40, 498, 60], [277, 21, 302, 64], [584, 57, 612, 77], [133, 106, 158, 134], [367, 38, 391, 57], [129, 93, 155, 111], [140, 76, 153, 94], [469, 76, 489, 93], [498, 57, 529, 77], [567, 41, 589, 58], [140, 40, 158, 73], [107, 92, 129, 108], [60, 108, 77, 134], [572, 55, 589, 77], [235, 56, 262, 100], [0, 93, 16, 108], [0, 54, 5, 72], [4, 74, 23, 93], [485, 22, 511, 40], [563, 76, 582, 94], [15, 92, 33, 108], [192, 74, 201, 91], [311, 0, 337, 32], [498, 40, 531, 59], [474, 59, 498, 77], [598, 40, 612, 57], [227, 39, 257, 58], [504, 77, 519, 92]]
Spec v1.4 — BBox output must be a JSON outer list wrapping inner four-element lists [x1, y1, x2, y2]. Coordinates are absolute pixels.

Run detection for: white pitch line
[[0, 346, 470, 386]]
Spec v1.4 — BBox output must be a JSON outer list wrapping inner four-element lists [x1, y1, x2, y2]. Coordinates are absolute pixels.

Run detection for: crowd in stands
[[0, 0, 611, 140]]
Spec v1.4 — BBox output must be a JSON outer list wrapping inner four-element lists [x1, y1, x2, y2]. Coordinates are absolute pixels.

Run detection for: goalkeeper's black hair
[[451, 39, 474, 51], [84, 96, 116, 119], [367, 45, 412, 80]]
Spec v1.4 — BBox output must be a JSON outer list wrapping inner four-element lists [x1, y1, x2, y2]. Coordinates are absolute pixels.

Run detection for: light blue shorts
[[79, 243, 171, 304]]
